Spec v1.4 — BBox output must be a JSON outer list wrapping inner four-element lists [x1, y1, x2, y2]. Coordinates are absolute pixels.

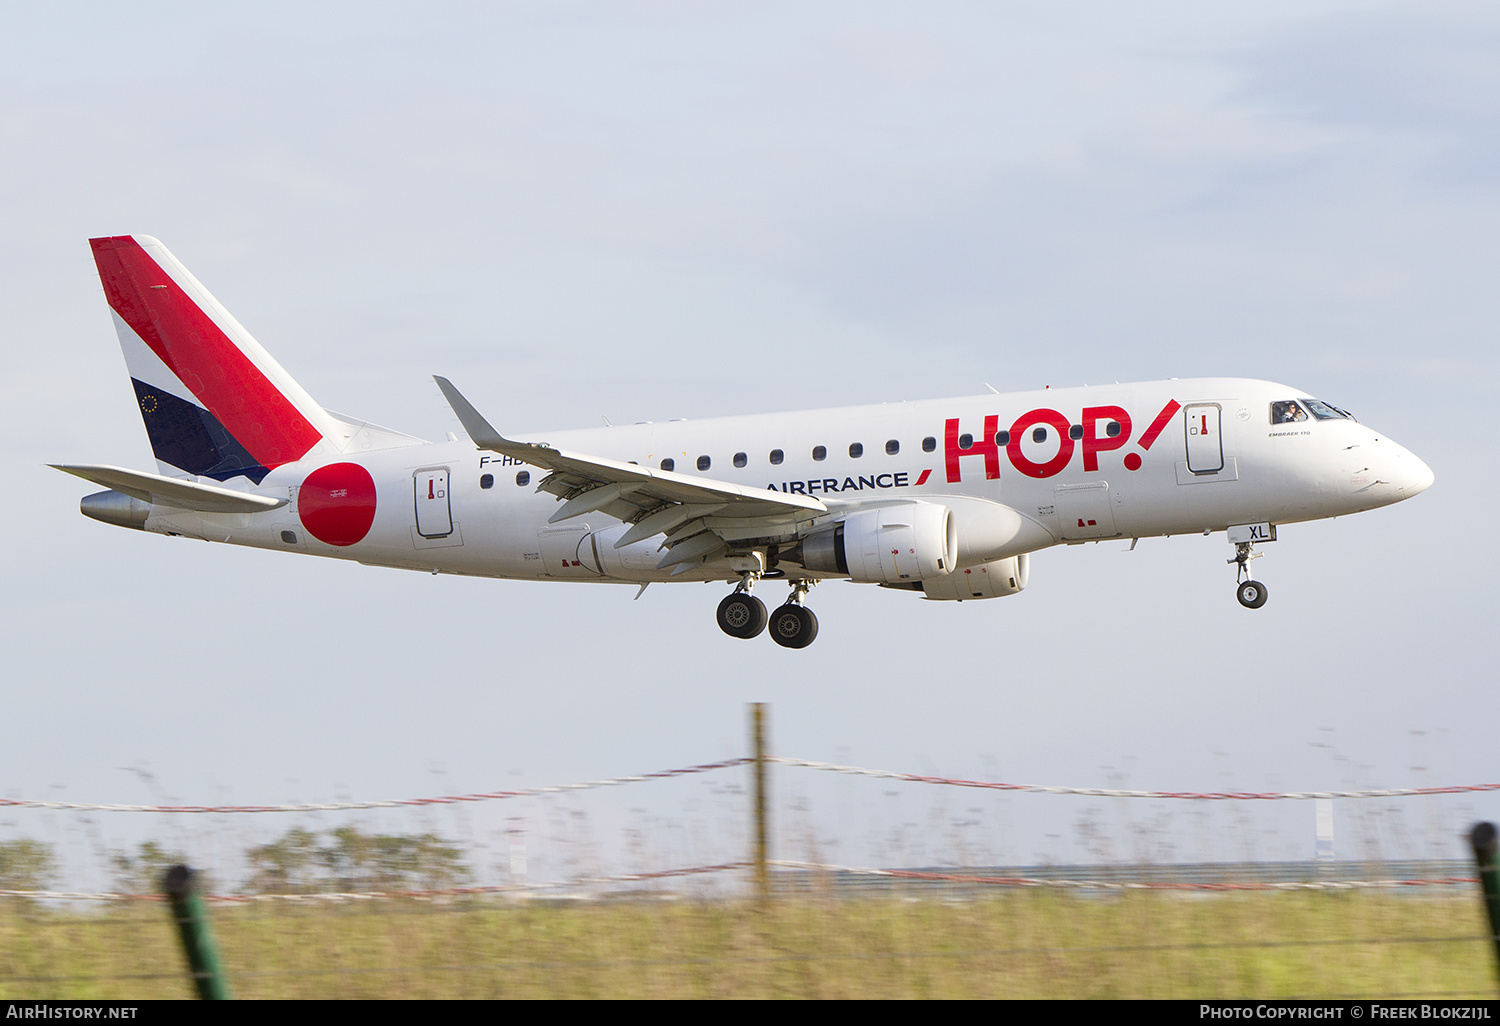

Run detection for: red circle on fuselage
[[298, 462, 377, 546]]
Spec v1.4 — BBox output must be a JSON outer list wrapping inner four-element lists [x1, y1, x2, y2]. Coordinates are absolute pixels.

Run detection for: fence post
[[1471, 822, 1500, 988], [163, 864, 231, 1000], [751, 702, 769, 903]]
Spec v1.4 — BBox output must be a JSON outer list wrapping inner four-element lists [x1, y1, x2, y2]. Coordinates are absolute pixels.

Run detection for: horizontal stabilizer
[[51, 464, 287, 513]]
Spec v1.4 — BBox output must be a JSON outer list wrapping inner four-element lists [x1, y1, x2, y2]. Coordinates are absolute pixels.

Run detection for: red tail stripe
[[1136, 399, 1182, 452], [90, 237, 322, 469]]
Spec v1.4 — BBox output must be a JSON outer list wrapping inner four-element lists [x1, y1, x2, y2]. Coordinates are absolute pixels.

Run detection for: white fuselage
[[135, 378, 1432, 587]]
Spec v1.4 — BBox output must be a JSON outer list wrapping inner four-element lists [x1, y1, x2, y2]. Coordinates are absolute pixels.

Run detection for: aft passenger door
[[414, 467, 453, 538]]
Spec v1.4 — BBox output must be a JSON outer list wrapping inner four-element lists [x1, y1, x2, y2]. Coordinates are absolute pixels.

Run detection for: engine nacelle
[[920, 553, 1030, 600], [802, 502, 956, 584]]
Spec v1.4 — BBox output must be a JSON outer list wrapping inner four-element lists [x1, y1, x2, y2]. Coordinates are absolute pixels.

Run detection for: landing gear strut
[[769, 579, 819, 649], [1230, 541, 1268, 609]]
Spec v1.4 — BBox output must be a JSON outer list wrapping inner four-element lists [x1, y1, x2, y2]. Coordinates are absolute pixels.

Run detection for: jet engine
[[799, 502, 957, 584], [920, 554, 1030, 600]]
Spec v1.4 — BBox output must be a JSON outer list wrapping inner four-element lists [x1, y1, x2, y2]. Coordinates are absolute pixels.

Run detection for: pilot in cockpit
[[1271, 400, 1308, 424]]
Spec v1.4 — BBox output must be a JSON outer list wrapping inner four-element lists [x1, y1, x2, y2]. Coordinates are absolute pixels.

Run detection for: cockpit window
[[1270, 400, 1308, 424], [1301, 398, 1355, 422]]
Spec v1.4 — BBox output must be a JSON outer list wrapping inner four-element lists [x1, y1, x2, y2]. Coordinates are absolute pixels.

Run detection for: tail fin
[[90, 235, 341, 484]]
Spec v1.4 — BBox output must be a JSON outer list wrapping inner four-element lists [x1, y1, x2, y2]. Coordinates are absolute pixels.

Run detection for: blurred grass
[[1, 890, 1494, 999]]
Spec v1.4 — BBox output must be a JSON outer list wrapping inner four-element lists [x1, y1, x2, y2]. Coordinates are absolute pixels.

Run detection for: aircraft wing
[[51, 464, 288, 513], [435, 377, 827, 569]]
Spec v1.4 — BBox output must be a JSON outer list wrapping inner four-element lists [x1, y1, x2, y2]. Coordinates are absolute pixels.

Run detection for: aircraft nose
[[1400, 450, 1435, 498]]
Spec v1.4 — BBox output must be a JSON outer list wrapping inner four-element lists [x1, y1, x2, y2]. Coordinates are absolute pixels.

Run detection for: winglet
[[433, 376, 512, 452]]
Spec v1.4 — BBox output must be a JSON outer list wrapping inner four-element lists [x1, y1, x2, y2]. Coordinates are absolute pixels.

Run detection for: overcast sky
[[3, 2, 1496, 888]]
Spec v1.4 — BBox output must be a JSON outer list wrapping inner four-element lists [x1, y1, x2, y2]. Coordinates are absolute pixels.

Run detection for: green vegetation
[[110, 841, 194, 896], [0, 890, 1493, 999], [246, 827, 471, 894], [0, 840, 56, 893]]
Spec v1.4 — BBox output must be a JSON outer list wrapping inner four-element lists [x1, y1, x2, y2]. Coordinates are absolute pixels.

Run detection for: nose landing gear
[[1230, 540, 1268, 609], [1226, 523, 1277, 609]]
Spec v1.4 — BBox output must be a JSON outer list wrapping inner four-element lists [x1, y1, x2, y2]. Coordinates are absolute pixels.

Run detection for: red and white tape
[[767, 758, 1500, 801], [2, 755, 1494, 813]]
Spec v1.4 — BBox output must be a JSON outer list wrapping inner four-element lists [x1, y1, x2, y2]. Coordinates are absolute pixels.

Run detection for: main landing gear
[[716, 586, 767, 639], [716, 576, 819, 648], [769, 579, 819, 649], [1230, 540, 1268, 609]]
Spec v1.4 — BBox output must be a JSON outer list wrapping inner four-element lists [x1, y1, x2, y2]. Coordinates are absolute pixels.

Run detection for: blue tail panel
[[132, 378, 271, 484]]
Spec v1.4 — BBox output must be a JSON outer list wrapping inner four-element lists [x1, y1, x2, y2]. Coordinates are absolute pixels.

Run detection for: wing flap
[[616, 503, 727, 548]]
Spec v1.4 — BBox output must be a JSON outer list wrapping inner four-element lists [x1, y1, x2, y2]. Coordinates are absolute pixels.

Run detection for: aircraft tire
[[769, 604, 818, 649], [717, 593, 768, 639], [1236, 580, 1268, 609]]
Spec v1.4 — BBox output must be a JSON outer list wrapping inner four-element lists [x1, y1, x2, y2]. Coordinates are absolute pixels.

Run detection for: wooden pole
[[751, 702, 769, 903]]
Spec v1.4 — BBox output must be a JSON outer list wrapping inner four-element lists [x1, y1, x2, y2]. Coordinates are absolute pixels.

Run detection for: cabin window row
[[656, 422, 1123, 471], [486, 420, 1122, 489], [477, 471, 534, 488], [657, 439, 914, 473]]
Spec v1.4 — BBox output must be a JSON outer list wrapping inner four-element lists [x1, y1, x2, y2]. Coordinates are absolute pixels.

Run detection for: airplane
[[55, 235, 1434, 649]]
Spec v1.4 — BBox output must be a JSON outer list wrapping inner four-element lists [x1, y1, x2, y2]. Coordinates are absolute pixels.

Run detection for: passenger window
[[885, 440, 899, 455], [1106, 422, 1121, 437], [480, 474, 494, 489], [769, 449, 784, 466], [812, 446, 827, 461], [958, 433, 973, 450], [660, 458, 675, 472], [733, 452, 747, 468], [516, 470, 530, 486], [994, 430, 1010, 446], [697, 455, 711, 471], [922, 436, 937, 453], [1032, 427, 1047, 443], [849, 442, 863, 458], [280, 530, 297, 544], [1069, 424, 1083, 440], [1271, 401, 1308, 425]]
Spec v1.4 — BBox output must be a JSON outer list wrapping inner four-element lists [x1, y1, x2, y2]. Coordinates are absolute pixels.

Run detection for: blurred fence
[[2, 706, 1497, 998]]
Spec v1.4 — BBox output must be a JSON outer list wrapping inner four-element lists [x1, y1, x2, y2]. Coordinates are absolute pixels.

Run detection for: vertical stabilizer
[[90, 235, 343, 483]]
